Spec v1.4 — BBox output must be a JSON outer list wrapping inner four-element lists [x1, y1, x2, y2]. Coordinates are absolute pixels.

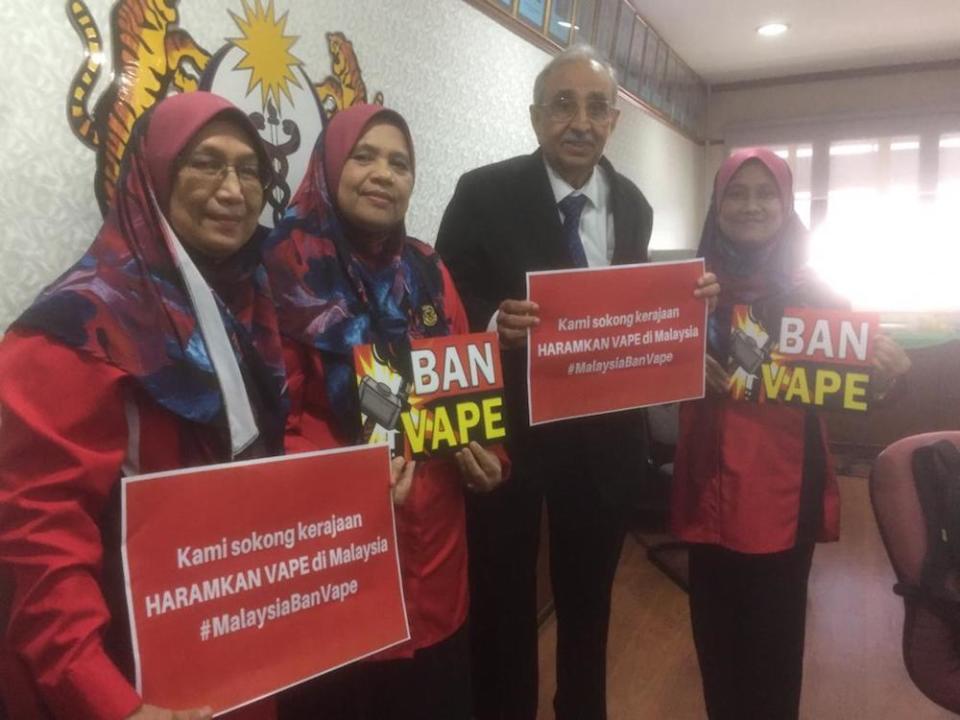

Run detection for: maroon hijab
[[145, 91, 266, 211], [713, 147, 794, 215], [287, 103, 416, 252], [264, 104, 448, 440], [14, 91, 285, 453], [698, 147, 809, 305]]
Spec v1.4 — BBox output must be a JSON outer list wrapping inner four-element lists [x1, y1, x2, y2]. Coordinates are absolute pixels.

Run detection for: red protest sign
[[122, 445, 408, 714], [526, 259, 707, 425], [728, 305, 880, 411], [353, 332, 506, 459]]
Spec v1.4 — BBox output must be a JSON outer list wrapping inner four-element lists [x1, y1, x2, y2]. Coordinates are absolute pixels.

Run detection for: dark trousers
[[688, 543, 816, 720], [467, 462, 629, 720], [276, 623, 471, 720]]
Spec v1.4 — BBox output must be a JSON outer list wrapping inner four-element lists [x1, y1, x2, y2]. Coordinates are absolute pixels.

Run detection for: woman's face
[[168, 119, 264, 260], [336, 121, 414, 236], [717, 161, 785, 247]]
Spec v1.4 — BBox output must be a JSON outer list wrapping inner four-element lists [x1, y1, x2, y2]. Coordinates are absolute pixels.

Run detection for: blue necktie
[[558, 193, 589, 268]]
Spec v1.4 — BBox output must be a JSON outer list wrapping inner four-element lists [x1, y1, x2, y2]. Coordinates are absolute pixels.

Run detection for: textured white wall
[[0, 0, 704, 327]]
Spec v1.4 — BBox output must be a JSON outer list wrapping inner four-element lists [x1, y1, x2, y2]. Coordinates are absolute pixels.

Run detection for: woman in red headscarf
[[265, 104, 507, 720], [671, 148, 911, 719], [0, 92, 285, 720]]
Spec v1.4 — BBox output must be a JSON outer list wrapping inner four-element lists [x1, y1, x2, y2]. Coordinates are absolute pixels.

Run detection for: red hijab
[[698, 147, 809, 305], [287, 103, 415, 252], [265, 104, 448, 440], [14, 91, 285, 457], [713, 147, 794, 214]]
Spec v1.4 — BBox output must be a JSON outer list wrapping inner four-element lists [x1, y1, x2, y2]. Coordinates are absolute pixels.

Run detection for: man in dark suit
[[436, 46, 717, 720]]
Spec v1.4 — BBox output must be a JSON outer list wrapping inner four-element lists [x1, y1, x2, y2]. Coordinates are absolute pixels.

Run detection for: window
[[938, 133, 960, 203], [476, 0, 707, 140], [611, 1, 634, 81], [592, 0, 618, 57], [573, 0, 597, 46], [736, 135, 959, 311], [807, 136, 956, 311], [547, 0, 575, 45]]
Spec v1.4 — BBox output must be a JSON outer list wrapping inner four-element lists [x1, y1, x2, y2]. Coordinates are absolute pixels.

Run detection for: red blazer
[[283, 263, 508, 658], [0, 331, 275, 720], [671, 396, 840, 554]]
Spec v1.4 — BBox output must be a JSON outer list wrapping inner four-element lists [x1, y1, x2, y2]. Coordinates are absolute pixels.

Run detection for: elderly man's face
[[530, 59, 619, 189]]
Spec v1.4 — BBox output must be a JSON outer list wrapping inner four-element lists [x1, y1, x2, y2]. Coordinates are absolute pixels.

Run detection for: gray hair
[[532, 45, 619, 106]]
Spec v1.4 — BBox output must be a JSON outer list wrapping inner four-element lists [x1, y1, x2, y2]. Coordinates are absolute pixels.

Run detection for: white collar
[[543, 157, 604, 209]]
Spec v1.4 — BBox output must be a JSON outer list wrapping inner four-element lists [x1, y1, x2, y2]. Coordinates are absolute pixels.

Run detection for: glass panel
[[547, 0, 575, 44], [808, 136, 943, 310], [611, 0, 634, 80], [651, 34, 669, 107], [593, 0, 618, 59], [664, 52, 683, 118], [678, 66, 698, 132], [938, 133, 960, 204], [518, 0, 547, 29], [491, 0, 513, 8], [625, 18, 646, 94], [637, 27, 660, 104], [573, 0, 597, 45], [790, 144, 814, 228], [889, 136, 920, 194]]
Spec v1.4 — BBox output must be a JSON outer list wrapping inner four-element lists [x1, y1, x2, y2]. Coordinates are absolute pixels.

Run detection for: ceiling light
[[557, 21, 580, 29], [757, 22, 789, 37]]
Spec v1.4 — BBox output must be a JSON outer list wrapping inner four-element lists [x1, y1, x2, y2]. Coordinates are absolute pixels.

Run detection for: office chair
[[870, 431, 960, 714]]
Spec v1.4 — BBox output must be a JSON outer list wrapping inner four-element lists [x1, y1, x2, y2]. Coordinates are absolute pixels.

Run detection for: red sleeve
[[0, 331, 142, 720], [281, 337, 315, 455], [281, 337, 343, 453]]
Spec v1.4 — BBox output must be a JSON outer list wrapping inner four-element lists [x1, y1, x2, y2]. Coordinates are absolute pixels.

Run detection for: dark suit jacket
[[436, 150, 654, 499]]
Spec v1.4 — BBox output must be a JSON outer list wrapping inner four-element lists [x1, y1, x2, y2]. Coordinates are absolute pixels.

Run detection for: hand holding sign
[[510, 273, 718, 352], [705, 354, 732, 395], [526, 260, 708, 424], [122, 446, 408, 713], [455, 441, 503, 493], [390, 457, 416, 506], [872, 333, 912, 394], [694, 272, 721, 312], [497, 299, 540, 349]]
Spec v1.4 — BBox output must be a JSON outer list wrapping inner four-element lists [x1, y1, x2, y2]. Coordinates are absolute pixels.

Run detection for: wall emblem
[[66, 0, 383, 226], [67, 0, 210, 214]]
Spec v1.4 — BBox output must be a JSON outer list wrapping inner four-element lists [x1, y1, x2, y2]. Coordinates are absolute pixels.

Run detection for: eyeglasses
[[179, 155, 268, 194], [536, 95, 616, 124]]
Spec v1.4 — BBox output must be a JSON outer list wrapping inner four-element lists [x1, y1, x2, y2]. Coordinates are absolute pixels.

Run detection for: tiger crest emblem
[[314, 32, 384, 118], [67, 0, 210, 214]]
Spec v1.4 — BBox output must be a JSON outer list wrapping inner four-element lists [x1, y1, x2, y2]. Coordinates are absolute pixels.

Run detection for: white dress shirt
[[543, 159, 616, 268], [487, 160, 617, 331]]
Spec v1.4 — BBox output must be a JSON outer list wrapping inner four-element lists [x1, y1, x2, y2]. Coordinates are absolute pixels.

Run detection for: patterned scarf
[[12, 92, 286, 459], [265, 104, 447, 440], [697, 147, 822, 359]]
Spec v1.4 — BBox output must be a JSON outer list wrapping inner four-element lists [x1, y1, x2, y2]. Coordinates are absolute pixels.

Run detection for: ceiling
[[628, 0, 960, 85]]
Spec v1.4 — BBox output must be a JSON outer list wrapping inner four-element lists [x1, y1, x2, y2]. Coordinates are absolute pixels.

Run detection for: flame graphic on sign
[[354, 346, 427, 449], [729, 306, 788, 401]]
